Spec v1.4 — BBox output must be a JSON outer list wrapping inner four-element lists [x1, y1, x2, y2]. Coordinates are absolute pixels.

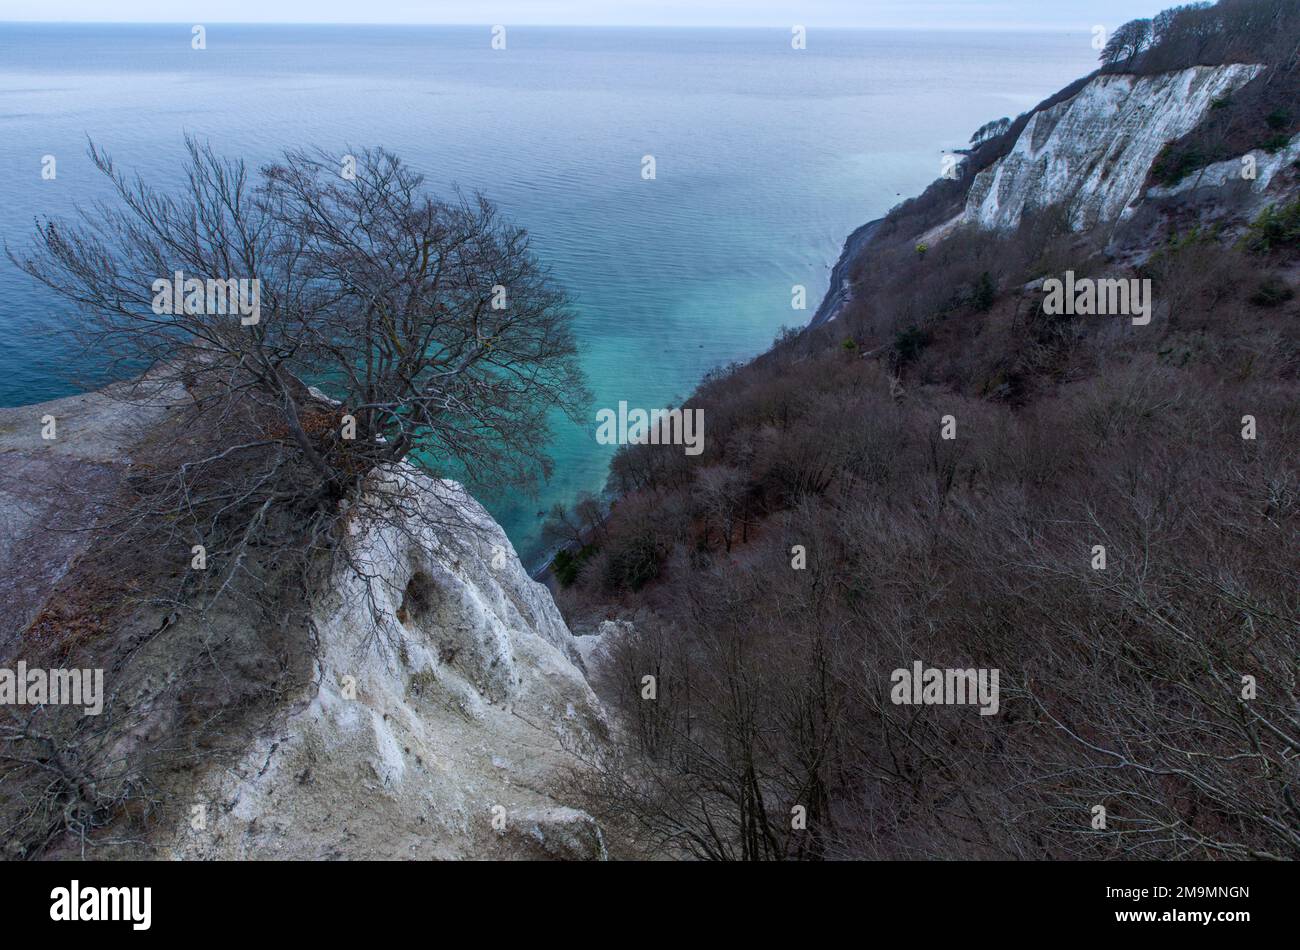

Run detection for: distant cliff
[[814, 59, 1291, 327], [957, 64, 1264, 233]]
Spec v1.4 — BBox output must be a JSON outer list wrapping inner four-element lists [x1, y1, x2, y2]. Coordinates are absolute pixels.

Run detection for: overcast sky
[[3, 1, 1172, 30]]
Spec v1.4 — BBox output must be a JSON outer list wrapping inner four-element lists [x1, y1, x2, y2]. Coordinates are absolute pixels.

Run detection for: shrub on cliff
[[1245, 197, 1300, 252]]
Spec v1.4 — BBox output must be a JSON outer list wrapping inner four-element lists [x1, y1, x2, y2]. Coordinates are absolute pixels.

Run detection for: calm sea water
[[0, 23, 1096, 565]]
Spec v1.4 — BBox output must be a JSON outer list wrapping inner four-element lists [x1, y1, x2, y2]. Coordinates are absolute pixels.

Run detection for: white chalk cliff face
[[1146, 129, 1300, 214], [960, 64, 1265, 233], [162, 465, 610, 860]]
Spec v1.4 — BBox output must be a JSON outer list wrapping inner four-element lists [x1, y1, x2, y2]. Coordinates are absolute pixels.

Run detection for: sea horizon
[[0, 21, 1099, 564]]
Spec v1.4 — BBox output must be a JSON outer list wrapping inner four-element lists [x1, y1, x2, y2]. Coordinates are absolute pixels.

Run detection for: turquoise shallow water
[[0, 23, 1097, 565]]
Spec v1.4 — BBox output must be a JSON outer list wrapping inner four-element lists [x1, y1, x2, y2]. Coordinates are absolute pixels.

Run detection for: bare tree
[[2, 140, 587, 858], [695, 465, 748, 553], [1101, 18, 1155, 67], [11, 139, 588, 618], [970, 117, 1011, 148], [542, 490, 608, 550]]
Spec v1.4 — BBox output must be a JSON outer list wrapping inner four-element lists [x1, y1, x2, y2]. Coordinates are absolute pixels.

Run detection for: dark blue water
[[0, 23, 1097, 563]]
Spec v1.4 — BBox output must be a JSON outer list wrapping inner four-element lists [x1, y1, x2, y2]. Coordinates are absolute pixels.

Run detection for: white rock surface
[[1146, 130, 1300, 215], [958, 65, 1264, 234], [574, 619, 635, 676], [162, 465, 610, 860]]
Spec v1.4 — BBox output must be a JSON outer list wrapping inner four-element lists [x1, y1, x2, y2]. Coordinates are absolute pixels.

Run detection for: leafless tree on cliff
[[12, 139, 588, 622], [3, 141, 587, 857]]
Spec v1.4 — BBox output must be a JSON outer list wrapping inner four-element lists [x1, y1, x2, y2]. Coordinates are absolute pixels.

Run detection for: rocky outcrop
[[2, 381, 607, 859], [809, 219, 882, 329], [0, 381, 184, 643], [812, 65, 1273, 330], [158, 464, 609, 859], [1146, 129, 1300, 213], [1106, 126, 1300, 264], [907, 63, 1267, 255], [573, 618, 635, 676], [960, 64, 1264, 232]]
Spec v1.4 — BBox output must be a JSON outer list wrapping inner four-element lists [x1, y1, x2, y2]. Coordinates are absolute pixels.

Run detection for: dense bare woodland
[[551, 0, 1300, 860]]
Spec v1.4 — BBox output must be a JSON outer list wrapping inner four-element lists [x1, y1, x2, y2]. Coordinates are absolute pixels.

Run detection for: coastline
[[808, 217, 883, 329], [531, 216, 888, 583]]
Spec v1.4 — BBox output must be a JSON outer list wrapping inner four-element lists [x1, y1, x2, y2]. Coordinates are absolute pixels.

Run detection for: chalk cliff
[[0, 390, 610, 860], [960, 64, 1265, 232], [159, 465, 610, 860], [815, 62, 1288, 328]]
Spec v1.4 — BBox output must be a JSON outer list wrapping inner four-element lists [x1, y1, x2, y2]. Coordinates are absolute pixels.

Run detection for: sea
[[0, 23, 1097, 566]]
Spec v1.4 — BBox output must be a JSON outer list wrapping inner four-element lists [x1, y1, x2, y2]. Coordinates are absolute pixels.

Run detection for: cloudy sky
[[4, 1, 1170, 30]]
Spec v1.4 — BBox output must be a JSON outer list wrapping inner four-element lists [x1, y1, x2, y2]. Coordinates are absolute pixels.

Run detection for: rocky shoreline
[[808, 217, 882, 329]]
